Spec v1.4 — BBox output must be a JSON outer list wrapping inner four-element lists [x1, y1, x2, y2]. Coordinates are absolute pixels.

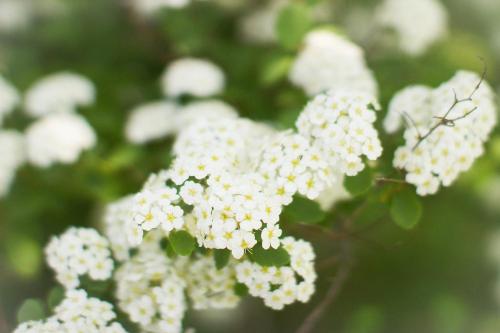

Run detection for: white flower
[[375, 0, 448, 55], [125, 101, 178, 144], [25, 113, 96, 167], [179, 181, 204, 205], [162, 58, 225, 98], [160, 204, 184, 232], [24, 72, 95, 117], [261, 225, 282, 249], [290, 29, 378, 97], [0, 75, 20, 125], [175, 99, 238, 132], [0, 130, 25, 197]]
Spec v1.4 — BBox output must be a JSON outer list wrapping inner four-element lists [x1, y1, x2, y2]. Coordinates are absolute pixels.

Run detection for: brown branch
[[296, 240, 353, 333]]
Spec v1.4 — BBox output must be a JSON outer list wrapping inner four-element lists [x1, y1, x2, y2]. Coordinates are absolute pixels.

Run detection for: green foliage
[[276, 3, 312, 50], [390, 188, 422, 229], [344, 168, 373, 196], [345, 305, 384, 333], [169, 230, 196, 256], [284, 195, 326, 224], [47, 286, 64, 311], [234, 283, 249, 297], [431, 295, 468, 333], [17, 299, 45, 324], [249, 245, 290, 267], [261, 55, 294, 86], [5, 235, 42, 278], [214, 249, 231, 269]]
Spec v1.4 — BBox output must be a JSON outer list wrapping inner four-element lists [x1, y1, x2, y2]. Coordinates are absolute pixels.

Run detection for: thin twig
[[375, 177, 408, 184], [412, 61, 487, 151], [296, 240, 353, 333]]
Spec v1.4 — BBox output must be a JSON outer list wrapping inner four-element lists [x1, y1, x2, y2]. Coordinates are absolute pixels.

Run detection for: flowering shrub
[[2, 0, 500, 332]]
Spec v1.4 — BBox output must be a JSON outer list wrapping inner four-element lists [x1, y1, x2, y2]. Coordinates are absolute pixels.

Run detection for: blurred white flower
[[175, 99, 237, 130], [289, 30, 378, 97], [125, 101, 178, 144], [375, 0, 448, 56], [25, 113, 96, 167], [0, 0, 31, 32], [0, 75, 20, 125], [24, 72, 96, 117], [239, 0, 286, 44], [161, 58, 225, 98], [0, 130, 25, 197]]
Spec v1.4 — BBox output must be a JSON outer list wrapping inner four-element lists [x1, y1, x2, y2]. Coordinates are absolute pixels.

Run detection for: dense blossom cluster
[[115, 233, 187, 333], [236, 237, 316, 310], [289, 30, 378, 97], [375, 0, 448, 56], [385, 71, 497, 195], [45, 227, 114, 289], [297, 90, 383, 176], [14, 289, 127, 333]]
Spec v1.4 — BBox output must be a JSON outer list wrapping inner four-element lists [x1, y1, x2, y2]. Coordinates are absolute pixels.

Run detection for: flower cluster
[[162, 58, 225, 98], [184, 253, 240, 310], [14, 289, 127, 333], [386, 71, 497, 195], [125, 101, 177, 144], [0, 71, 97, 196], [45, 227, 114, 289], [115, 232, 187, 333], [289, 30, 378, 97], [235, 237, 316, 310], [297, 90, 383, 176], [25, 113, 96, 167], [374, 0, 448, 56]]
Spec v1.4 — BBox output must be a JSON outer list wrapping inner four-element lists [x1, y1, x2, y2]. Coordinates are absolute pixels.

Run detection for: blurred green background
[[1, 0, 500, 332]]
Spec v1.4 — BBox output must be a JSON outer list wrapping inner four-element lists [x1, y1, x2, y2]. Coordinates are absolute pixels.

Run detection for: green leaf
[[47, 286, 64, 311], [261, 56, 294, 85], [250, 246, 290, 267], [284, 196, 326, 224], [344, 168, 373, 196], [276, 4, 312, 49], [390, 188, 422, 229], [234, 283, 249, 297], [346, 305, 384, 333], [214, 249, 231, 270], [169, 230, 196, 256], [17, 299, 45, 324]]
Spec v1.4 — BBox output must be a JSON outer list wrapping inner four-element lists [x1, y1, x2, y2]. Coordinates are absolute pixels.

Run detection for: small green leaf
[[276, 4, 312, 49], [344, 168, 373, 196], [47, 286, 64, 311], [261, 56, 294, 85], [390, 188, 422, 229], [169, 230, 196, 256], [250, 246, 290, 267], [234, 283, 249, 297], [17, 299, 45, 324], [214, 249, 231, 270], [284, 196, 326, 224]]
